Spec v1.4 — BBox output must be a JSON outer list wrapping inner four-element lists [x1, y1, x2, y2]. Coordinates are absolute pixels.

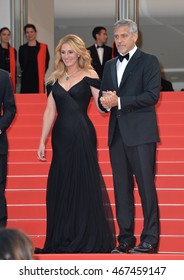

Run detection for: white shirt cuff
[[118, 97, 121, 110]]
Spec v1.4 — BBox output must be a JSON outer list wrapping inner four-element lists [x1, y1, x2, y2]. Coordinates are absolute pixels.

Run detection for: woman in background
[[19, 23, 50, 93], [0, 27, 16, 92]]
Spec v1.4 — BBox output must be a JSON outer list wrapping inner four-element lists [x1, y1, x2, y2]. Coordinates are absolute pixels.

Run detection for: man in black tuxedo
[[98, 19, 160, 254], [88, 26, 112, 79], [0, 69, 16, 227]]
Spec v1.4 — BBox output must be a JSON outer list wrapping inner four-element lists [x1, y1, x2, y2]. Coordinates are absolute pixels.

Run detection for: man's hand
[[100, 91, 118, 109]]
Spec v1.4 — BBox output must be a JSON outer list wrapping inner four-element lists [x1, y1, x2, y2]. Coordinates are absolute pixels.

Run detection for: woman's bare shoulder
[[84, 69, 99, 79]]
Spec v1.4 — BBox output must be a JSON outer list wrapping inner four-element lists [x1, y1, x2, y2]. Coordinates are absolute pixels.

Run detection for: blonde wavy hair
[[47, 34, 93, 85]]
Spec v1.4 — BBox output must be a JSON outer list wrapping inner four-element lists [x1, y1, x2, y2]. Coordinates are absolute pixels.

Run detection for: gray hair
[[114, 19, 138, 34]]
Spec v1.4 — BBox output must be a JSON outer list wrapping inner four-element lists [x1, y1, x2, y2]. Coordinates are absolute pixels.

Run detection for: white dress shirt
[[117, 45, 137, 109], [96, 44, 104, 65]]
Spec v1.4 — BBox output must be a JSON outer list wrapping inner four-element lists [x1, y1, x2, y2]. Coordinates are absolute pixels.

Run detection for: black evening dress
[[37, 77, 114, 253]]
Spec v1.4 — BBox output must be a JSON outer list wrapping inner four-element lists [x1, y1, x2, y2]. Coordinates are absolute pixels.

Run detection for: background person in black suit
[[161, 78, 174, 91], [99, 19, 160, 254], [88, 26, 112, 79], [0, 69, 16, 227], [160, 65, 174, 91]]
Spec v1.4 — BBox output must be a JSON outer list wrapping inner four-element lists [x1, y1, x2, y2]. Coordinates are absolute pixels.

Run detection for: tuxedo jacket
[[88, 44, 112, 79], [99, 48, 161, 147], [0, 69, 16, 154]]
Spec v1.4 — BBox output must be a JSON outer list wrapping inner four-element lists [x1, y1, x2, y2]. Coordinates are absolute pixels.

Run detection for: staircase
[[6, 92, 184, 258]]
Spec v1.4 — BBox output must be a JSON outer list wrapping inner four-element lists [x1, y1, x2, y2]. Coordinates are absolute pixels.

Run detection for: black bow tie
[[118, 53, 129, 62], [97, 45, 105, 48]]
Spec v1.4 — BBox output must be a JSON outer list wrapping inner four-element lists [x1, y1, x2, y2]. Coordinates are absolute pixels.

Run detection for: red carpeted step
[[7, 219, 184, 237], [8, 148, 184, 162], [6, 189, 46, 204], [14, 93, 47, 102], [158, 236, 184, 254], [35, 252, 184, 260], [157, 102, 184, 113], [14, 92, 184, 111], [158, 92, 184, 101], [155, 175, 184, 188], [16, 104, 46, 114], [156, 149, 184, 160], [7, 232, 184, 255], [8, 205, 46, 219], [157, 113, 184, 124], [7, 135, 184, 149], [7, 124, 184, 138], [10, 109, 184, 131], [8, 137, 52, 149], [9, 136, 109, 149], [7, 204, 184, 220], [157, 162, 184, 174], [7, 161, 184, 175], [136, 205, 184, 219], [33, 251, 184, 260], [5, 189, 184, 205], [11, 114, 43, 126], [88, 99, 184, 114], [2, 113, 129, 127], [159, 125, 184, 136], [158, 136, 184, 148], [9, 149, 52, 162], [8, 162, 50, 175], [6, 175, 47, 189], [6, 174, 184, 190]]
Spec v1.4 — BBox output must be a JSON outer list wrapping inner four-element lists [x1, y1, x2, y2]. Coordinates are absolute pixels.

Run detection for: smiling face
[[114, 25, 138, 55], [0, 29, 11, 45], [25, 27, 37, 42], [60, 43, 79, 68], [96, 29, 108, 45]]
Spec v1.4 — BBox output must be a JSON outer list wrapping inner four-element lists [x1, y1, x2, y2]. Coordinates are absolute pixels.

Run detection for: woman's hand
[[37, 142, 46, 161]]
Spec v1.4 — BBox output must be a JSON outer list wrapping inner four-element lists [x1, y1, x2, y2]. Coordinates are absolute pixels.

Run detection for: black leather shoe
[[111, 241, 135, 254], [34, 247, 42, 254], [34, 247, 48, 254], [129, 242, 158, 254]]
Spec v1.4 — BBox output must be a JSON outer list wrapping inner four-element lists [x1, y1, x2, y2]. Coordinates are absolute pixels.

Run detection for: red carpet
[[6, 92, 184, 259]]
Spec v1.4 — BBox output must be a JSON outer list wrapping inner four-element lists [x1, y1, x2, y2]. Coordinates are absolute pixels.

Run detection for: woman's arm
[[37, 92, 56, 160], [89, 69, 106, 114]]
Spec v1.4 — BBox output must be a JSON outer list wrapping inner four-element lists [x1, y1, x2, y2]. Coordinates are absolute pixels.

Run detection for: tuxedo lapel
[[91, 45, 101, 64], [111, 59, 118, 90]]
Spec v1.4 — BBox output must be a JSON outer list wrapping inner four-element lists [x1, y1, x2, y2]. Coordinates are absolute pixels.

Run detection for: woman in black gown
[[36, 34, 114, 253]]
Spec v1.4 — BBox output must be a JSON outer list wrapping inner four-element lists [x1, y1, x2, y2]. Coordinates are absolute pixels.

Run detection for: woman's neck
[[1, 42, 9, 49], [65, 66, 81, 81], [66, 62, 80, 73], [28, 40, 37, 46]]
